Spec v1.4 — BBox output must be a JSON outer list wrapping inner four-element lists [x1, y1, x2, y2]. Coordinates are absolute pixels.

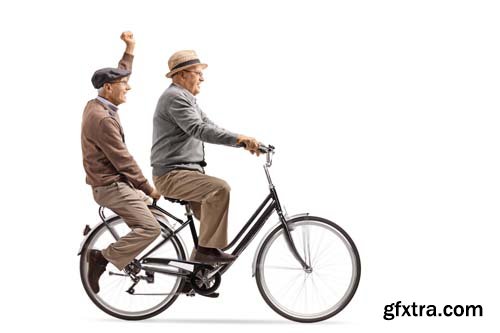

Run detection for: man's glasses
[[184, 70, 204, 78]]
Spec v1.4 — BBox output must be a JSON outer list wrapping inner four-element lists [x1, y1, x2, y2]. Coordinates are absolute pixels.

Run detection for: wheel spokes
[[81, 218, 185, 318], [257, 219, 360, 321]]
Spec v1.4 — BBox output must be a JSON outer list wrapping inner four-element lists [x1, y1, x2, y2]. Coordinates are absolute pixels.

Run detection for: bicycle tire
[[79, 216, 186, 320], [255, 216, 361, 323]]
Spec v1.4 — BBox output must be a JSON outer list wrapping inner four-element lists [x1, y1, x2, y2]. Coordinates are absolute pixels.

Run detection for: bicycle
[[78, 144, 361, 322]]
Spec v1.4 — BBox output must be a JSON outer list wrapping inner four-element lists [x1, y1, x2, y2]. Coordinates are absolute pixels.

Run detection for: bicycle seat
[[164, 196, 189, 206]]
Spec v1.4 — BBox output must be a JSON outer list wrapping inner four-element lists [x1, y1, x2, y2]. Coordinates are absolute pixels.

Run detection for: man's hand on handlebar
[[237, 135, 261, 156]]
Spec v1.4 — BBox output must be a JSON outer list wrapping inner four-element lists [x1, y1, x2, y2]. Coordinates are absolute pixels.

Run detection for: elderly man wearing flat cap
[[81, 31, 162, 294], [151, 50, 261, 264]]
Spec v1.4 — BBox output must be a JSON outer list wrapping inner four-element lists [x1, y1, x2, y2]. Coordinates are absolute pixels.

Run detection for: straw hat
[[166, 50, 208, 78]]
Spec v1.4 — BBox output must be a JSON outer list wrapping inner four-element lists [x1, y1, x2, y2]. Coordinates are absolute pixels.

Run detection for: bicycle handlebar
[[237, 143, 275, 154]]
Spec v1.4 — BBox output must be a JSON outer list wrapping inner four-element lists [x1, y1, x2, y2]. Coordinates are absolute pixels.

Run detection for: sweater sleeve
[[118, 52, 134, 71], [169, 95, 239, 146], [96, 117, 154, 195]]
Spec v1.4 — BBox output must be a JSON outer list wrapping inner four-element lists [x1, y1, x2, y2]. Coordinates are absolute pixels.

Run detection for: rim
[[258, 220, 359, 320], [81, 218, 183, 317]]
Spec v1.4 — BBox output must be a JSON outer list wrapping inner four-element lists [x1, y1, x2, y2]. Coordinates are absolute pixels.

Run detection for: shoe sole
[[193, 253, 237, 264]]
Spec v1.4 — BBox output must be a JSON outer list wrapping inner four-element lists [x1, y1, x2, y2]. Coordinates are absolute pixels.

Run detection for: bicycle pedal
[[124, 260, 141, 275], [200, 292, 219, 298], [185, 290, 196, 297]]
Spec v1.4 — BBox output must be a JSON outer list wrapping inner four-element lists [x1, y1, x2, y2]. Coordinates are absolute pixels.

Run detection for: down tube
[[220, 202, 276, 275]]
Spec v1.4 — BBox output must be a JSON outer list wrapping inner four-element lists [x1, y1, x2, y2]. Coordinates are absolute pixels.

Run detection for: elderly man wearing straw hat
[[151, 50, 261, 264]]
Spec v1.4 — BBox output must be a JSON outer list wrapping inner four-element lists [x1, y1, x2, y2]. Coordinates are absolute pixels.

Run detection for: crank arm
[[206, 265, 224, 279]]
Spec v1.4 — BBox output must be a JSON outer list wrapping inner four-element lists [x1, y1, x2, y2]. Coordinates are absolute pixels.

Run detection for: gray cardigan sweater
[[151, 83, 239, 177]]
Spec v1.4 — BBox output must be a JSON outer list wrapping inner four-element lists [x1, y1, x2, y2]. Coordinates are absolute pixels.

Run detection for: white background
[[0, 0, 499, 331]]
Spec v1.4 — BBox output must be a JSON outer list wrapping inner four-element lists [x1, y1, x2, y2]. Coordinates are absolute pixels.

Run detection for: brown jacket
[[81, 53, 154, 195]]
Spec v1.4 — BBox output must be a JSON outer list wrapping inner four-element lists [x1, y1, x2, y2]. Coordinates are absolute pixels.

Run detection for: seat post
[[185, 204, 199, 249]]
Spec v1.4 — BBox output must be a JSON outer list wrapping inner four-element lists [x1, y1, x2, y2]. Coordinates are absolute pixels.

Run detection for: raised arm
[[118, 31, 135, 71]]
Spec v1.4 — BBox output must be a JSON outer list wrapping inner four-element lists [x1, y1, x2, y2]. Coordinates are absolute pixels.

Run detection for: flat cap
[[91, 67, 131, 89]]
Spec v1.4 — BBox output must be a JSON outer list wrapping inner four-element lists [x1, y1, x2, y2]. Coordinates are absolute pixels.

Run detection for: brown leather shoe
[[194, 246, 237, 264], [87, 249, 108, 294]]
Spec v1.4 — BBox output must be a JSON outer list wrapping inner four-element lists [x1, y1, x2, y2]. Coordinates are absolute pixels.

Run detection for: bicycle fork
[[280, 217, 312, 272], [271, 186, 312, 272]]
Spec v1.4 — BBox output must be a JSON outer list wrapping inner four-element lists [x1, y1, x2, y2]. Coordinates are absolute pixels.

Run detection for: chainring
[[190, 266, 221, 295]]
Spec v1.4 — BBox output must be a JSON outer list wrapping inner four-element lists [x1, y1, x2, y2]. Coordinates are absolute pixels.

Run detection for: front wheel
[[255, 216, 361, 323]]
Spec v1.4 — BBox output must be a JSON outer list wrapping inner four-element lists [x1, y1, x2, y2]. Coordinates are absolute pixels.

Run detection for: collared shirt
[[96, 95, 118, 113]]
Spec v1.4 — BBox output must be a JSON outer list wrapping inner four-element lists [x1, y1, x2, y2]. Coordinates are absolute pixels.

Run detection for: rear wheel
[[79, 216, 186, 320], [255, 216, 361, 322]]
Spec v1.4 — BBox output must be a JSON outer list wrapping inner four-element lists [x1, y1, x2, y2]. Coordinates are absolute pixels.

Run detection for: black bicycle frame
[[102, 145, 310, 275], [138, 187, 309, 276]]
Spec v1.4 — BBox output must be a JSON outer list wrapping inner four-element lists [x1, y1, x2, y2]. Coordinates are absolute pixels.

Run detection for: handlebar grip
[[237, 142, 271, 154]]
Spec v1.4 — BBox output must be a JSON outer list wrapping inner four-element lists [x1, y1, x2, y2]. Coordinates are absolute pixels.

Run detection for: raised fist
[[120, 31, 135, 45]]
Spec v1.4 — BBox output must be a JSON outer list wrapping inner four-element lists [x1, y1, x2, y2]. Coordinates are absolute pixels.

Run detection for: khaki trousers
[[92, 181, 161, 270], [154, 170, 230, 248]]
